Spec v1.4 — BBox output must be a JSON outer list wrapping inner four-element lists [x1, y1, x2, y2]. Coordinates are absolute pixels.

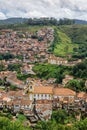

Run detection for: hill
[[0, 17, 87, 25], [52, 25, 87, 59], [75, 19, 87, 24], [0, 18, 28, 25], [52, 27, 78, 57]]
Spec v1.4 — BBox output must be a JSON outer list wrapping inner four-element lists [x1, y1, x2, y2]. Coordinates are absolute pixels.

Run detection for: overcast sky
[[0, 0, 87, 20]]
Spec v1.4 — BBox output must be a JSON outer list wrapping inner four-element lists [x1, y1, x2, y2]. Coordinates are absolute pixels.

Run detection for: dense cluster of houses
[[0, 72, 87, 121], [0, 28, 54, 63], [0, 28, 82, 69], [0, 27, 86, 122]]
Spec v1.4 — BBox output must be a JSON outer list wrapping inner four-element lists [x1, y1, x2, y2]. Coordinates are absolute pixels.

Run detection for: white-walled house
[[26, 81, 76, 101], [28, 85, 53, 100], [53, 88, 76, 102]]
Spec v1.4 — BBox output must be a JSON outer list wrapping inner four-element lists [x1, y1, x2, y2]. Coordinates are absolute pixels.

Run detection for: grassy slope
[[53, 25, 87, 57], [58, 25, 87, 44], [53, 30, 78, 57]]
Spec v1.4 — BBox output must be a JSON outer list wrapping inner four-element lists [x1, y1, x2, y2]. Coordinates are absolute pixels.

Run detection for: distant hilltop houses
[[48, 54, 82, 66], [0, 28, 54, 63], [0, 28, 82, 66]]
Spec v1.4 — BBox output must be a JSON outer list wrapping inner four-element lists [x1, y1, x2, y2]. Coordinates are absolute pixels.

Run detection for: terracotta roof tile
[[53, 88, 76, 96], [34, 86, 53, 94], [77, 92, 86, 98]]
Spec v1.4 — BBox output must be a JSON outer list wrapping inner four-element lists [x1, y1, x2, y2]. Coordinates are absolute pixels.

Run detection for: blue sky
[[0, 0, 87, 20]]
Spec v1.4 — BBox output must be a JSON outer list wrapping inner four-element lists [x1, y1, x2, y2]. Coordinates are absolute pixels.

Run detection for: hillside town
[[0, 0, 87, 129], [0, 27, 87, 123]]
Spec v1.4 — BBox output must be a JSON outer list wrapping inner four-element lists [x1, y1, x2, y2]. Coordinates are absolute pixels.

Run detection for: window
[[15, 105, 19, 107], [30, 86, 32, 89], [45, 94, 47, 97]]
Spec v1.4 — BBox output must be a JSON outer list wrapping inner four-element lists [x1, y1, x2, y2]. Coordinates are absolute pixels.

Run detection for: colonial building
[[27, 85, 53, 100], [53, 88, 76, 102], [26, 80, 76, 101], [48, 55, 68, 65]]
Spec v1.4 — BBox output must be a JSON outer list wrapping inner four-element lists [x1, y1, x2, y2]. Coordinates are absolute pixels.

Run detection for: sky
[[0, 0, 87, 20]]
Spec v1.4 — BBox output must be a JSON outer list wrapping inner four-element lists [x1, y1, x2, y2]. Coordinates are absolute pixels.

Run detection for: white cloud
[[0, 12, 6, 19], [0, 0, 87, 20]]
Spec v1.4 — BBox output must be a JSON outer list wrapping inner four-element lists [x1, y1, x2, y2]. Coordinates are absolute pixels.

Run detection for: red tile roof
[[53, 88, 76, 96], [34, 86, 53, 94]]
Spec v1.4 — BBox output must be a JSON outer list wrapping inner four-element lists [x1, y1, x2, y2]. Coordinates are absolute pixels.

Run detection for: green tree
[[8, 63, 22, 73], [52, 110, 68, 124], [75, 118, 87, 130], [0, 117, 31, 130], [65, 79, 85, 92], [0, 64, 5, 71], [10, 85, 17, 90], [72, 61, 87, 78]]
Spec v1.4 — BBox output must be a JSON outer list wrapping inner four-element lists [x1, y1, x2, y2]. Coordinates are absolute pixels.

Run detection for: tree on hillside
[[72, 61, 87, 78], [65, 79, 85, 92], [52, 110, 68, 124]]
